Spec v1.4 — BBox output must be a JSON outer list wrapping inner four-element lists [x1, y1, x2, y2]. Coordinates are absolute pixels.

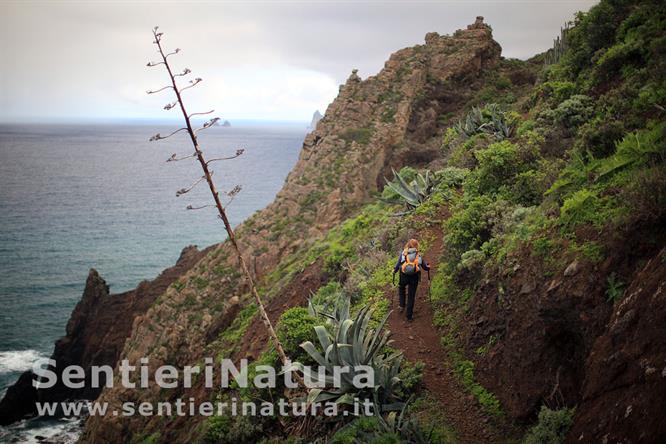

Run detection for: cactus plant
[[544, 22, 572, 66]]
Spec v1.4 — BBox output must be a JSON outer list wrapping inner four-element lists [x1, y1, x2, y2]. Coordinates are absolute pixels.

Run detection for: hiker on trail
[[393, 238, 430, 322]]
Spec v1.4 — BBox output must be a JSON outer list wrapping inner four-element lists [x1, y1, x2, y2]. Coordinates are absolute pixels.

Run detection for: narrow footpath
[[387, 230, 507, 443]]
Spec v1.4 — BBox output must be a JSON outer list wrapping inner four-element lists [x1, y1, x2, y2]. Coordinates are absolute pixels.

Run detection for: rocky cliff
[[0, 246, 207, 425]]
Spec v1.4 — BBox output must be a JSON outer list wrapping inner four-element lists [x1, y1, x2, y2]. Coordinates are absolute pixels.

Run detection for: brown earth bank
[[464, 221, 666, 442], [0, 245, 208, 425]]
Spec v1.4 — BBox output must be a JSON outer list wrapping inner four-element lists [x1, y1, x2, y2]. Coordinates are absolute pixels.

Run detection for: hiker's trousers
[[398, 272, 420, 320]]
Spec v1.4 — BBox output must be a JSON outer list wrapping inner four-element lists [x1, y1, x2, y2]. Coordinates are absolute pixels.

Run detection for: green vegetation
[[295, 301, 402, 410], [453, 104, 518, 140], [523, 406, 575, 444], [172, 279, 185, 293], [383, 168, 439, 210], [212, 303, 258, 358], [341, 127, 374, 145], [195, 2, 666, 441], [276, 307, 318, 364], [203, 413, 265, 444], [450, 352, 502, 417], [605, 272, 625, 302]]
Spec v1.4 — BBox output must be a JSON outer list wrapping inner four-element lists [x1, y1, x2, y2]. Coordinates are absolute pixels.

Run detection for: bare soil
[[387, 231, 512, 443]]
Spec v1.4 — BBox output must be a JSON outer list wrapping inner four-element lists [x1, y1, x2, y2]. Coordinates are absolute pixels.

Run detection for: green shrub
[[434, 166, 469, 189], [553, 94, 594, 129], [558, 189, 605, 230], [140, 433, 160, 444], [595, 41, 641, 83], [407, 395, 458, 443], [341, 127, 374, 145], [445, 195, 494, 258], [533, 81, 576, 106], [203, 415, 232, 443], [458, 249, 486, 272], [330, 417, 400, 444], [605, 272, 625, 303], [620, 165, 666, 225], [575, 117, 625, 159], [276, 307, 318, 364], [511, 168, 548, 206], [310, 281, 345, 313], [571, 241, 605, 263], [323, 241, 353, 274], [397, 361, 425, 396], [226, 415, 264, 443], [523, 406, 575, 444], [471, 140, 541, 199]]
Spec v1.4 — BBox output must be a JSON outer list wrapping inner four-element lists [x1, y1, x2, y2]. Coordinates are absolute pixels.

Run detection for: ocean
[[0, 122, 306, 441]]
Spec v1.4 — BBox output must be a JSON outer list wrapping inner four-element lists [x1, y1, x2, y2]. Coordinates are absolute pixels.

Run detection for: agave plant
[[375, 398, 435, 444], [483, 103, 515, 140], [383, 168, 437, 209], [333, 397, 435, 444], [289, 300, 403, 411], [454, 104, 515, 141], [453, 106, 485, 137]]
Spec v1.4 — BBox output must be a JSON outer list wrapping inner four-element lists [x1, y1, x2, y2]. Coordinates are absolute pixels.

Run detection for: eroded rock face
[[78, 20, 503, 443], [567, 247, 666, 443], [0, 246, 206, 425]]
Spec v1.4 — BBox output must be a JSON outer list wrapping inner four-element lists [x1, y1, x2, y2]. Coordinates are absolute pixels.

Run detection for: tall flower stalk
[[146, 27, 290, 367]]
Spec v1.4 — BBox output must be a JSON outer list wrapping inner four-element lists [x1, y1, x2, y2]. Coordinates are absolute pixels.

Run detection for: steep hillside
[[80, 17, 509, 443], [4, 2, 664, 443]]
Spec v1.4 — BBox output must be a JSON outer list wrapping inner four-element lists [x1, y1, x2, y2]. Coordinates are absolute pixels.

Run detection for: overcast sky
[[0, 0, 597, 123]]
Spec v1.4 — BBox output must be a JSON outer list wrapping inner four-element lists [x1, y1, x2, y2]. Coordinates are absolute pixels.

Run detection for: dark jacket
[[393, 250, 430, 274]]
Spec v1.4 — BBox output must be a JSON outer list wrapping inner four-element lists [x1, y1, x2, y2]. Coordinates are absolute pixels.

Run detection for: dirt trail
[[387, 232, 506, 444]]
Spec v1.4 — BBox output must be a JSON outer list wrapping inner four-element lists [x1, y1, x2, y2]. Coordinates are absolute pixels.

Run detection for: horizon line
[[0, 117, 311, 126]]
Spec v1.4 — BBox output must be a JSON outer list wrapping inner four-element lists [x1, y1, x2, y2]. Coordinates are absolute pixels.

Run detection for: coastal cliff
[[0, 246, 207, 425], [3, 3, 666, 442]]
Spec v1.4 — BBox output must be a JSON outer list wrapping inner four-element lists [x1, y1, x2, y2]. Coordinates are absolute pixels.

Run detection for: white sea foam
[[0, 349, 46, 374], [0, 415, 84, 444]]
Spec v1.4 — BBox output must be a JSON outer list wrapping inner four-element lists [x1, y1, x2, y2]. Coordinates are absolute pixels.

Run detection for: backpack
[[401, 248, 420, 274]]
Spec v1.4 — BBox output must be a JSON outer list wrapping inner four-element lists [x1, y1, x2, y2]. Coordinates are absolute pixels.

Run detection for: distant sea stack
[[307, 110, 323, 130], [222, 120, 231, 127]]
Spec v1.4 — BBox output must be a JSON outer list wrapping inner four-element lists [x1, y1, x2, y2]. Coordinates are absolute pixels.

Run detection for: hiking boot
[[399, 306, 404, 313]]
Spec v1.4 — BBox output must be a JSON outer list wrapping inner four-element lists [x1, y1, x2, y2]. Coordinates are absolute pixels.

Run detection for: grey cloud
[[0, 1, 597, 122]]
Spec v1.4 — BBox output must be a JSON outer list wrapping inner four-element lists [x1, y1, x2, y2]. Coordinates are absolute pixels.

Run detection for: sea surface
[[0, 122, 305, 441]]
